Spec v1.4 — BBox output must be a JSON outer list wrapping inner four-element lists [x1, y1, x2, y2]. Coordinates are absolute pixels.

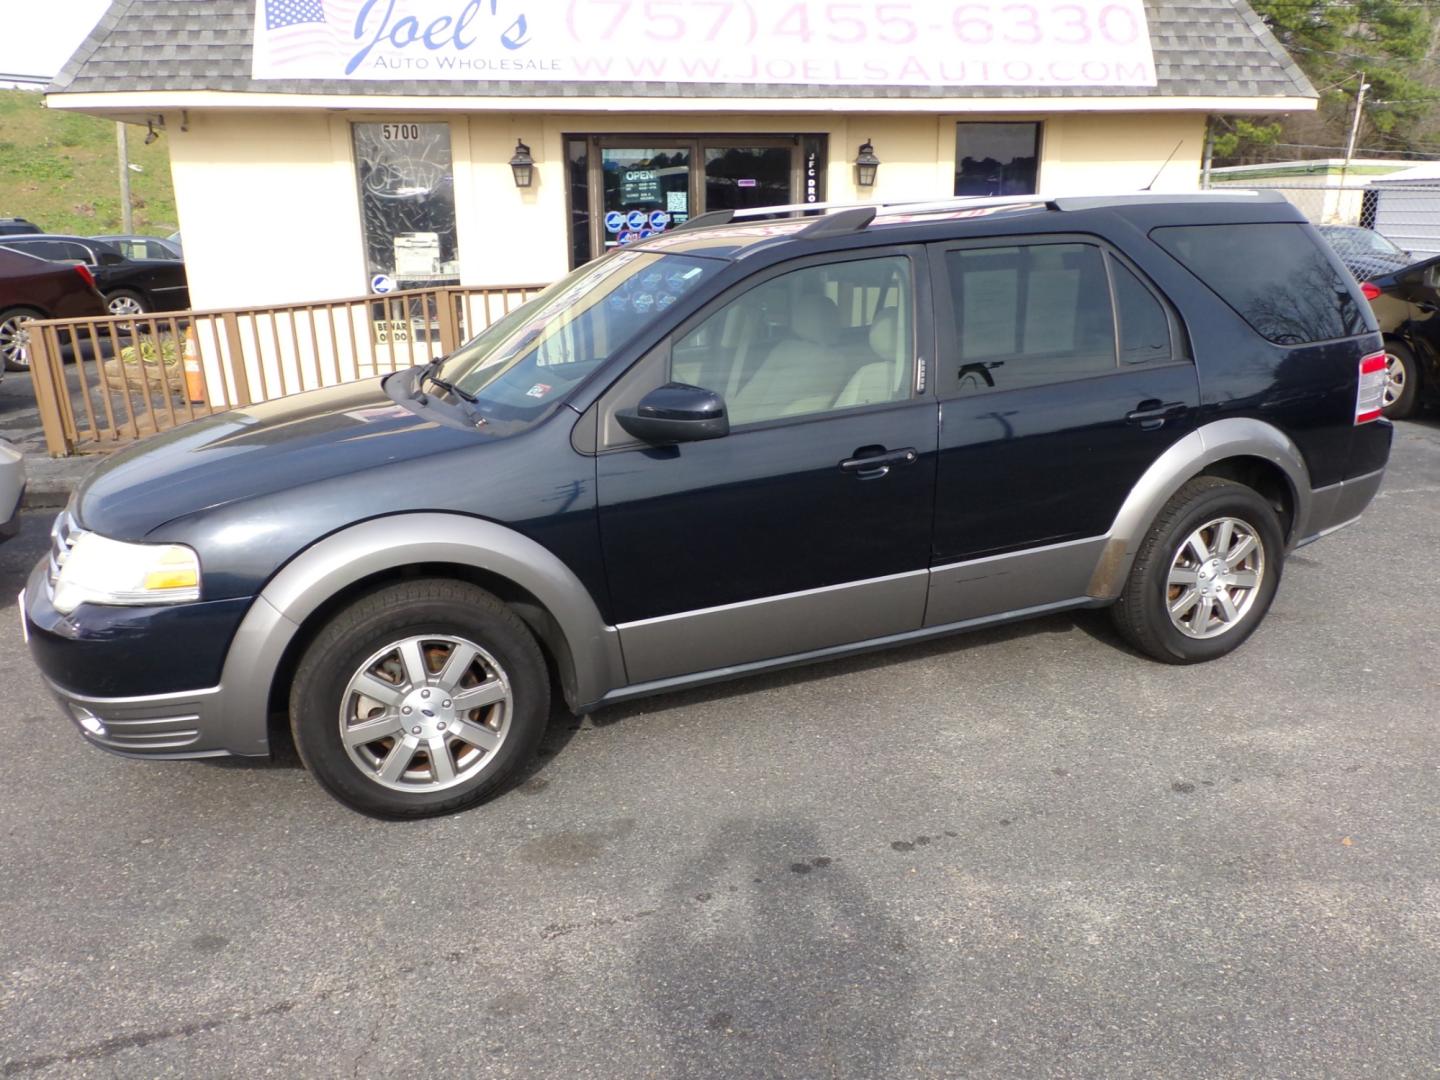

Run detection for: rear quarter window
[[1151, 223, 1373, 345]]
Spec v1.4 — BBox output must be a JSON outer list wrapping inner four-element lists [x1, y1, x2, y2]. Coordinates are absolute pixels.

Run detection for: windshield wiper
[[417, 357, 477, 403]]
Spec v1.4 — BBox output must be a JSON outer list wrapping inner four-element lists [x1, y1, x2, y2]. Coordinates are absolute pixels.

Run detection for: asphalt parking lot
[[1, 419, 1437, 1079]]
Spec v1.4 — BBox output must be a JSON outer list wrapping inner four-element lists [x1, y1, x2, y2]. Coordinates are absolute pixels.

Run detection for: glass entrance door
[[572, 136, 826, 267], [702, 145, 794, 213], [599, 146, 691, 251]]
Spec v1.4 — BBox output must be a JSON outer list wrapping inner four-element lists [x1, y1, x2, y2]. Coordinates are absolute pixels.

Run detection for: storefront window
[[352, 122, 459, 290], [954, 123, 1041, 198]]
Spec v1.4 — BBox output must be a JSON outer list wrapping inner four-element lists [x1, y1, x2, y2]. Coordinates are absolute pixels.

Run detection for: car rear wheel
[[289, 579, 550, 818], [1110, 477, 1284, 664], [105, 290, 148, 317], [0, 307, 40, 371], [1381, 341, 1419, 419]]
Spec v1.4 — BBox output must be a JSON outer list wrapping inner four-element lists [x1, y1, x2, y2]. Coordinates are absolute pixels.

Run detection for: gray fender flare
[[1086, 418, 1313, 599], [214, 513, 626, 755]]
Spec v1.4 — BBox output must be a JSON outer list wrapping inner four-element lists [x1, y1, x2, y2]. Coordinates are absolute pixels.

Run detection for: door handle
[[839, 446, 918, 479], [1125, 401, 1187, 431]]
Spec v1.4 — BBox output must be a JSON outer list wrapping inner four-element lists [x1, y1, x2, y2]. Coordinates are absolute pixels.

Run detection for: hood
[[74, 377, 484, 539]]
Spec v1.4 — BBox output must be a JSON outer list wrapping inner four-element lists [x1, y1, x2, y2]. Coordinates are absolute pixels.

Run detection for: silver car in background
[[0, 439, 23, 542]]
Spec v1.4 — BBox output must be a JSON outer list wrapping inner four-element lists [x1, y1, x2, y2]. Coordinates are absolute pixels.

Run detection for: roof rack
[[662, 191, 1284, 241], [667, 189, 1287, 240]]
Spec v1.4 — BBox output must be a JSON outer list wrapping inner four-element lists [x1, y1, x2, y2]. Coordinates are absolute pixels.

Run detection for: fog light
[[71, 706, 106, 736]]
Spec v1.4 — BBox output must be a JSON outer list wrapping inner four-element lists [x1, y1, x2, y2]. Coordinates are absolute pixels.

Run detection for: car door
[[926, 235, 1201, 625], [594, 248, 940, 684]]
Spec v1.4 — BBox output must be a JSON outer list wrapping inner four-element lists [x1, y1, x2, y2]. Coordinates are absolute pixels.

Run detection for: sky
[[0, 0, 111, 81]]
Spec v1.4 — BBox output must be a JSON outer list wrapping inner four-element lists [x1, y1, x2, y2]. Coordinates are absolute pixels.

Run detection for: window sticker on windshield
[[526, 383, 553, 399], [343, 404, 413, 423]]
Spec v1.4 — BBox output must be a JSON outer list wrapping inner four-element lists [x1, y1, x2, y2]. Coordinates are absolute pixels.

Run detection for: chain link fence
[[1207, 177, 1440, 258]]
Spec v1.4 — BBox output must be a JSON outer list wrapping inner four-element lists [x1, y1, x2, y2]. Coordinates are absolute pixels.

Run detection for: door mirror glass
[[616, 383, 729, 444]]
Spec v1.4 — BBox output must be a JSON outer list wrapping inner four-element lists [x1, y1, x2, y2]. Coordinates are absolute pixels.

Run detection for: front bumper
[[23, 558, 269, 760], [44, 678, 231, 759], [0, 485, 20, 541]]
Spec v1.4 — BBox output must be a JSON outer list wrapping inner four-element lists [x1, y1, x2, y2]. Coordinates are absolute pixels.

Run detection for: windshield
[[433, 249, 722, 423]]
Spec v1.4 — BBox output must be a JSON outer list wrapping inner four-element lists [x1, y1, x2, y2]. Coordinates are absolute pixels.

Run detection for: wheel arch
[[1087, 418, 1311, 600], [216, 513, 626, 758]]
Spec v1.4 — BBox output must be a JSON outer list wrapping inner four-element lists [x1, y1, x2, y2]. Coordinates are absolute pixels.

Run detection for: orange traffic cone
[[182, 326, 206, 404]]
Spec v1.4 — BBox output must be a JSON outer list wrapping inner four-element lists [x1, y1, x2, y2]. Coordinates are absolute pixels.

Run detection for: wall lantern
[[509, 140, 535, 188], [854, 139, 881, 188]]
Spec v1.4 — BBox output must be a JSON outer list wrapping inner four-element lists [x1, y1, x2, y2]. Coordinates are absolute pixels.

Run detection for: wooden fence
[[27, 284, 545, 457]]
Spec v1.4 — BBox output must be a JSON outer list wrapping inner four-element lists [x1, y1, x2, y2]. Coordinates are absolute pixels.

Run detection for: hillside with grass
[[0, 89, 176, 236]]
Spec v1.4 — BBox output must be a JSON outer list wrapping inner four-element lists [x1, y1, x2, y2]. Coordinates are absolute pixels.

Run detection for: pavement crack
[[1, 1000, 298, 1076]]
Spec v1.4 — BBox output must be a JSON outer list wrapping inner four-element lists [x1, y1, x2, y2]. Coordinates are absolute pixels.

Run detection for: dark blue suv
[[23, 193, 1393, 817]]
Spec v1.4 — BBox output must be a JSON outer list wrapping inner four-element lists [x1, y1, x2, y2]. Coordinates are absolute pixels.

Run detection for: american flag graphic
[[260, 0, 366, 70]]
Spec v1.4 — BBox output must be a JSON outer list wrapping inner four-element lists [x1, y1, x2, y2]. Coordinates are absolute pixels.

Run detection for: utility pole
[[1339, 72, 1370, 189], [116, 122, 133, 234]]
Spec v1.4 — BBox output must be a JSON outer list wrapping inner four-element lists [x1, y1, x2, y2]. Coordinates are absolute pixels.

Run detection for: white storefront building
[[48, 0, 1316, 310]]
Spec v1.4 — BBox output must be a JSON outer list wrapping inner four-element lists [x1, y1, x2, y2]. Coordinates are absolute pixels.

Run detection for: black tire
[[0, 306, 40, 372], [105, 289, 149, 316], [289, 579, 549, 818], [1381, 340, 1420, 420], [1110, 477, 1285, 664]]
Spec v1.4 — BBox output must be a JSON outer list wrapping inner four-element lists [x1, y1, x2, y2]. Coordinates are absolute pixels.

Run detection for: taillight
[[1355, 350, 1387, 424], [1360, 281, 1381, 301], [73, 263, 95, 288]]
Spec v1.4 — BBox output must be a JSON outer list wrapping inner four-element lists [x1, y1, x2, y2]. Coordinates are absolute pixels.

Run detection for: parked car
[[1359, 254, 1440, 418], [0, 217, 43, 236], [0, 439, 23, 542], [91, 234, 183, 262], [0, 246, 109, 372], [1317, 224, 1414, 282], [0, 234, 188, 321], [23, 191, 1391, 819]]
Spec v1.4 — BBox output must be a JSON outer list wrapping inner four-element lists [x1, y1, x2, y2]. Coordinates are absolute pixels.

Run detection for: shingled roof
[[50, 0, 1315, 102]]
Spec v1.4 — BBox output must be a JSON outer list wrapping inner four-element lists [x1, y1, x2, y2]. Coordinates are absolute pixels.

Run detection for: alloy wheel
[[0, 314, 32, 369], [108, 295, 145, 316], [338, 634, 513, 792], [1383, 352, 1407, 408], [1165, 516, 1265, 639]]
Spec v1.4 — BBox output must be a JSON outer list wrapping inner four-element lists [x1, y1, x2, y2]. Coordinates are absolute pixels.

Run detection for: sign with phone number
[[252, 0, 1155, 87]]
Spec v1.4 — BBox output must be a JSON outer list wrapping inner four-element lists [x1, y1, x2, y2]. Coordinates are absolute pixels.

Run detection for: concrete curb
[[23, 484, 75, 510]]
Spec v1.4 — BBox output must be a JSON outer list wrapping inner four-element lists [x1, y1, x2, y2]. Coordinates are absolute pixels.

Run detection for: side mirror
[[98, 250, 125, 266], [616, 383, 729, 445]]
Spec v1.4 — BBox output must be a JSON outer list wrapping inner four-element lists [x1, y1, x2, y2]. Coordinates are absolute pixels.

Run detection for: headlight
[[51, 531, 201, 614]]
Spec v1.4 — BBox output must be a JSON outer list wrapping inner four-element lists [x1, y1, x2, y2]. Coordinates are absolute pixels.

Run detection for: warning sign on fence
[[372, 319, 411, 345]]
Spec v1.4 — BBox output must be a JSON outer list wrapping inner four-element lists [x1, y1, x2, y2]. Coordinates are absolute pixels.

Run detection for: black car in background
[[0, 234, 188, 318], [1317, 224, 1413, 282], [0, 217, 43, 236], [1360, 255, 1440, 418], [92, 234, 184, 262]]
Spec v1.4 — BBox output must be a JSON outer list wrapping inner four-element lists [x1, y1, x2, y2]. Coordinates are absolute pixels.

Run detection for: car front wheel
[[289, 579, 550, 818], [1110, 477, 1284, 664], [0, 307, 39, 371]]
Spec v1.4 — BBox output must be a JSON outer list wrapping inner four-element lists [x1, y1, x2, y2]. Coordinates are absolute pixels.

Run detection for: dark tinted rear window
[[1151, 223, 1371, 345]]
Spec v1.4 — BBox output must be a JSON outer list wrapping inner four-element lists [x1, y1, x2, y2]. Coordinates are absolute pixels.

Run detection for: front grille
[[47, 510, 81, 590]]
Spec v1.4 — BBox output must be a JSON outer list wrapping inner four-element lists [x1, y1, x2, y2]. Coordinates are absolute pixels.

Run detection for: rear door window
[[940, 242, 1115, 393], [1151, 223, 1372, 345]]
